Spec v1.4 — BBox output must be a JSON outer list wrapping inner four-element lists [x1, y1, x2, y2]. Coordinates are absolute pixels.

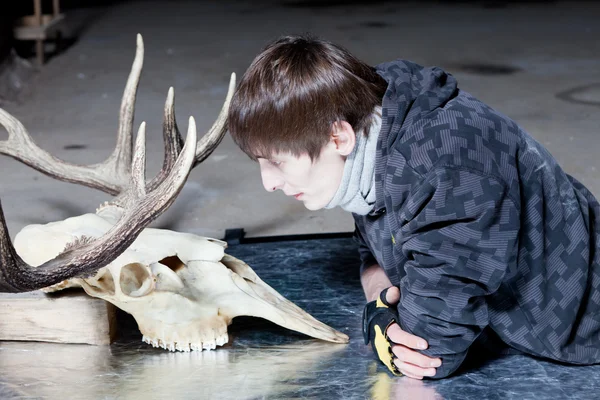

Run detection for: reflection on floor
[[1, 237, 599, 399]]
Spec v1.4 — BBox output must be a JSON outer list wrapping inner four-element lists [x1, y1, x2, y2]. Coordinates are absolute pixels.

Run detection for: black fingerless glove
[[362, 287, 402, 376]]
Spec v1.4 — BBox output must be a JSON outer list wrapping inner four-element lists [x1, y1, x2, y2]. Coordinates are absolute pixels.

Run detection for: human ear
[[330, 121, 356, 156]]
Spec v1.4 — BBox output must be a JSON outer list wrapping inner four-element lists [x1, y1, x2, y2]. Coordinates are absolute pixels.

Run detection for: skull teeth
[[216, 335, 227, 346], [175, 343, 191, 352], [203, 339, 216, 350], [142, 334, 228, 352]]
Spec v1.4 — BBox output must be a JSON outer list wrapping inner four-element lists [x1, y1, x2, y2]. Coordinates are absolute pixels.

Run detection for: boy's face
[[257, 122, 355, 210]]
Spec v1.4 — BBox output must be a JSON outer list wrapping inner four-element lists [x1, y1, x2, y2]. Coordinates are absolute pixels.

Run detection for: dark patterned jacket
[[354, 60, 600, 379]]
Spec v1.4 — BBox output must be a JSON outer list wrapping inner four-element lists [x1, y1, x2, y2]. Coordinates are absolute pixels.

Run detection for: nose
[[260, 165, 284, 192]]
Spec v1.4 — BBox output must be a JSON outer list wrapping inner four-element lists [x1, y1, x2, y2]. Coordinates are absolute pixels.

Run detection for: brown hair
[[228, 34, 388, 161]]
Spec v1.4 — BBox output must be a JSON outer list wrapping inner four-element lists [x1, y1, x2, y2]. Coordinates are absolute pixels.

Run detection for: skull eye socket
[[95, 272, 115, 295], [82, 270, 115, 297], [120, 262, 154, 297], [158, 255, 185, 273]]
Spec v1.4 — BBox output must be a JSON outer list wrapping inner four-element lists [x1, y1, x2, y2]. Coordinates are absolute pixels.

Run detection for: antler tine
[[161, 87, 184, 172], [0, 34, 145, 196], [129, 121, 148, 201], [193, 73, 236, 168], [0, 118, 197, 293], [133, 117, 198, 217], [105, 33, 145, 179], [147, 73, 236, 191], [115, 116, 197, 222], [0, 109, 125, 195], [147, 87, 184, 191]]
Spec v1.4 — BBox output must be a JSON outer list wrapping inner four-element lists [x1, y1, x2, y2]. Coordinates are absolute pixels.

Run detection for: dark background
[[0, 0, 565, 64], [0, 0, 123, 62]]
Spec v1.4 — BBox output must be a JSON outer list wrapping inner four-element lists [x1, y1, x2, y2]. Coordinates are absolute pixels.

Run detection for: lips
[[294, 193, 304, 200]]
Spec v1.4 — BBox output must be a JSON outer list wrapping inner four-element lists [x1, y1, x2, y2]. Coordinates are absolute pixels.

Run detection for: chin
[[303, 201, 324, 211]]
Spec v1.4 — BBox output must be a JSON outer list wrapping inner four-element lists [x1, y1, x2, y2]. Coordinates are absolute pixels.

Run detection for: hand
[[383, 286, 442, 379]]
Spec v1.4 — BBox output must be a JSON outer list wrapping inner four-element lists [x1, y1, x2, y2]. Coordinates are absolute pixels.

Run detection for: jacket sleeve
[[396, 167, 519, 379], [352, 218, 378, 274]]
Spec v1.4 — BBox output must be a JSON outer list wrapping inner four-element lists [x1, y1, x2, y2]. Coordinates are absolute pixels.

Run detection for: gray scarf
[[325, 108, 382, 215]]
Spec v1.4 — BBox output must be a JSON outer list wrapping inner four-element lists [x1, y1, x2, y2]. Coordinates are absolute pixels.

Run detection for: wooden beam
[[34, 0, 42, 25], [14, 14, 65, 41], [0, 289, 118, 345], [34, 0, 43, 65]]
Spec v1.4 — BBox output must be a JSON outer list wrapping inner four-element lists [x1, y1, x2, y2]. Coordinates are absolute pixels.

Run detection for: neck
[[325, 108, 382, 215]]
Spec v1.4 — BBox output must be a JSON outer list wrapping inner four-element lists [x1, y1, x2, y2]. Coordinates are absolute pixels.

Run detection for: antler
[[0, 34, 237, 292], [0, 118, 197, 292], [0, 35, 146, 196], [0, 34, 236, 197]]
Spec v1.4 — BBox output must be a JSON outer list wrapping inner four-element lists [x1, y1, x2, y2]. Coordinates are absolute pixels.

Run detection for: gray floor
[[3, 237, 600, 400], [1, 0, 599, 242]]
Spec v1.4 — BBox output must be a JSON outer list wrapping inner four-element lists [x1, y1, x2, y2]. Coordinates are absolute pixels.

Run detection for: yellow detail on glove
[[374, 325, 403, 376], [376, 296, 388, 309]]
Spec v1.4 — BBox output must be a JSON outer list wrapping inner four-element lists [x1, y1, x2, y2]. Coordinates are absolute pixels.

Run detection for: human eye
[[268, 159, 282, 167]]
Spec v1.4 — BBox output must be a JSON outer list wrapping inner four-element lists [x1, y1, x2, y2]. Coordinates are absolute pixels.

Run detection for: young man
[[227, 35, 600, 380]]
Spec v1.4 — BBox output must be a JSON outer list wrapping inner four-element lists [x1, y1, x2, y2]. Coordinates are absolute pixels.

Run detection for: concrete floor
[[0, 0, 599, 241]]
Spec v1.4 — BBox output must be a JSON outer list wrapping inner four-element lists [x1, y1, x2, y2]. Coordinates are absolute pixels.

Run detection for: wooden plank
[[14, 14, 65, 41], [0, 289, 117, 345], [34, 0, 42, 26], [33, 0, 44, 65]]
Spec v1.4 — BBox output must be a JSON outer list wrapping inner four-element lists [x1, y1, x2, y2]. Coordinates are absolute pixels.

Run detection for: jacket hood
[[375, 60, 458, 142], [368, 60, 458, 215]]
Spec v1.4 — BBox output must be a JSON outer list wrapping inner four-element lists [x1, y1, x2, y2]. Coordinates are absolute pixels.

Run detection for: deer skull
[[14, 213, 348, 351], [1, 34, 349, 350]]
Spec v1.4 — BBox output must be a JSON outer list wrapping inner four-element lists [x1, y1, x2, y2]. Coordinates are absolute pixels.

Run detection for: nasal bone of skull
[[119, 262, 156, 297]]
